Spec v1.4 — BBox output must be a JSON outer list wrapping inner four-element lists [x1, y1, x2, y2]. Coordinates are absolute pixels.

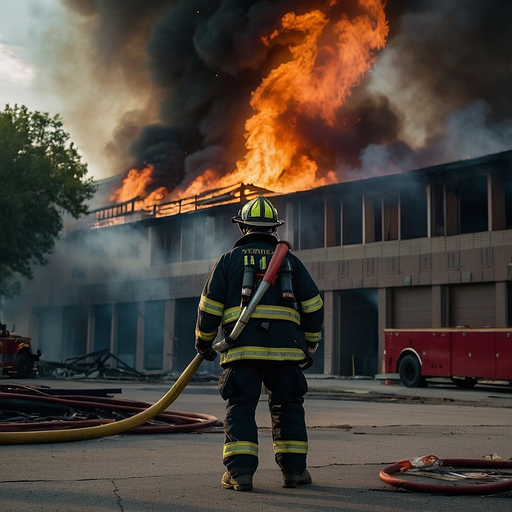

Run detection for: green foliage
[[0, 104, 97, 299]]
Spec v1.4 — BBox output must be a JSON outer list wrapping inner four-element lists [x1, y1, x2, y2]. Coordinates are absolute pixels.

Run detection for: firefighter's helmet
[[232, 196, 284, 228]]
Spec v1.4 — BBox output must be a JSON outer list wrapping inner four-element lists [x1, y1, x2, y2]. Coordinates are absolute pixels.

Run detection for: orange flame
[[109, 165, 170, 209], [113, 0, 388, 204], [167, 168, 225, 201], [234, 0, 389, 193], [110, 166, 155, 203]]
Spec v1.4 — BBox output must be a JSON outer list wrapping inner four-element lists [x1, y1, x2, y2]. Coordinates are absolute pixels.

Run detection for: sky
[[0, 1, 62, 119], [0, 0, 142, 181], [0, 0, 108, 178]]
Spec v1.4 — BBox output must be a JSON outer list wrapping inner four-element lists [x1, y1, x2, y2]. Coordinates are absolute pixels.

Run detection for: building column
[[283, 202, 295, 248], [322, 290, 334, 375], [496, 282, 507, 327], [110, 303, 118, 360], [136, 302, 145, 372], [431, 285, 442, 327], [163, 299, 176, 372], [86, 305, 94, 354], [488, 174, 506, 231], [378, 287, 390, 374]]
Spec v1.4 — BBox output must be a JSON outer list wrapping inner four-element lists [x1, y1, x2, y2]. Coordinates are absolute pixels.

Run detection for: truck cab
[[0, 322, 40, 378]]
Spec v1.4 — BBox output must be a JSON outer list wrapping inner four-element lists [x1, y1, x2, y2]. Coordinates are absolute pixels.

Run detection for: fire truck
[[0, 322, 40, 378], [384, 328, 512, 388]]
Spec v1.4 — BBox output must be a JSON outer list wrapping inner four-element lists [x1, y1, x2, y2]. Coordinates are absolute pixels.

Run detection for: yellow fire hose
[[0, 353, 204, 445]]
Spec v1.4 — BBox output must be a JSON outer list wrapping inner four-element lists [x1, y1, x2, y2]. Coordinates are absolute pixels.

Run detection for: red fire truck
[[384, 328, 512, 388], [0, 322, 40, 378]]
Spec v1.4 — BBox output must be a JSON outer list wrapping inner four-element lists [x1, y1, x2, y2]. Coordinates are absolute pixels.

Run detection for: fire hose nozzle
[[212, 336, 235, 353]]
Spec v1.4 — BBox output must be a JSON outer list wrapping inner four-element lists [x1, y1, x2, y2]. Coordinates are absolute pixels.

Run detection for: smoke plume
[[41, 0, 512, 194]]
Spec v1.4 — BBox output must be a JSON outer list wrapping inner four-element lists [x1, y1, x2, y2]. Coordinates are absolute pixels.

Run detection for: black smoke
[[60, 0, 512, 190]]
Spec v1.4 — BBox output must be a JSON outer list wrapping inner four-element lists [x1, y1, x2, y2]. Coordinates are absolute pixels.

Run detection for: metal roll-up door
[[449, 283, 495, 327], [392, 286, 432, 328]]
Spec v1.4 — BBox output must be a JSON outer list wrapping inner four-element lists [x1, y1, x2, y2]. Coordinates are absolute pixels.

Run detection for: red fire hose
[[0, 382, 219, 434], [0, 353, 209, 444], [379, 455, 512, 495]]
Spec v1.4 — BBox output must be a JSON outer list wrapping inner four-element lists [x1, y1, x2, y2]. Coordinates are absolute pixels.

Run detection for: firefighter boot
[[282, 468, 312, 488], [221, 472, 253, 492]]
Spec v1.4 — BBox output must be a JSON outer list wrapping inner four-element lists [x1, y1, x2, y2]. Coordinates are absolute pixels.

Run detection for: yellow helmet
[[232, 196, 284, 228]]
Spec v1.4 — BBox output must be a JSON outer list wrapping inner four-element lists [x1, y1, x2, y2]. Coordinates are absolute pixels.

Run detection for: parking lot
[[0, 375, 511, 511]]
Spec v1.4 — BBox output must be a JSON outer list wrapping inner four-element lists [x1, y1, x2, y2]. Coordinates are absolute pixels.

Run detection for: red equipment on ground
[[0, 322, 40, 378], [380, 454, 512, 495], [384, 327, 512, 388]]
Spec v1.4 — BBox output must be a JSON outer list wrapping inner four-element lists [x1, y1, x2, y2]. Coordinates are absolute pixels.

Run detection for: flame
[[167, 168, 225, 201], [113, 0, 388, 204], [142, 186, 168, 206], [234, 0, 388, 193], [110, 166, 155, 203], [110, 165, 170, 210]]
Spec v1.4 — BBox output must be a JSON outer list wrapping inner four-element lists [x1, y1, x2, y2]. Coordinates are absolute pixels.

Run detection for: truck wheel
[[15, 352, 33, 378], [398, 354, 424, 388]]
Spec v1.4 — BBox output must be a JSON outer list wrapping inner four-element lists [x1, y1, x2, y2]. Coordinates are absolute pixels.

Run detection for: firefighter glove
[[198, 347, 218, 361], [307, 342, 318, 354]]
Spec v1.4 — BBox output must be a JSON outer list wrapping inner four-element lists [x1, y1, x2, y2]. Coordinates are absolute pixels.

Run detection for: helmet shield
[[232, 196, 284, 228]]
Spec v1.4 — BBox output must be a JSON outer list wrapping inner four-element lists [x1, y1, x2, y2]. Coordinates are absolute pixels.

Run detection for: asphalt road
[[0, 375, 511, 511]]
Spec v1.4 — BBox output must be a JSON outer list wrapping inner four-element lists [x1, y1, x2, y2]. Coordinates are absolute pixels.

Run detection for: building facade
[[3, 150, 512, 377]]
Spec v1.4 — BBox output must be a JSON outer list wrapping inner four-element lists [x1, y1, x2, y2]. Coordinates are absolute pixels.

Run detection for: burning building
[[47, 1, 512, 190], [3, 149, 512, 377], [2, 1, 512, 377]]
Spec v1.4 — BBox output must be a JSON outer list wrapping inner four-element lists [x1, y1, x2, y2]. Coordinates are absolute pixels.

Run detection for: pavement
[[0, 373, 511, 511]]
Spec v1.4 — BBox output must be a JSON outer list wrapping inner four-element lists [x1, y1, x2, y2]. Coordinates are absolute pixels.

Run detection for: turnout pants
[[218, 360, 309, 478]]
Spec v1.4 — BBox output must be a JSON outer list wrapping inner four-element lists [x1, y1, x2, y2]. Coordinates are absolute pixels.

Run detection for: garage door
[[449, 283, 495, 327], [392, 286, 432, 328]]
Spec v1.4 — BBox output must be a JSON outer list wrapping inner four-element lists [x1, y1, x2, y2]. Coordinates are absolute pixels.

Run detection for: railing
[[90, 183, 274, 228]]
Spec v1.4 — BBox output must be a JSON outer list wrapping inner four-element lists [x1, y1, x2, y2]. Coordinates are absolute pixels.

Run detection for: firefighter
[[195, 196, 324, 492]]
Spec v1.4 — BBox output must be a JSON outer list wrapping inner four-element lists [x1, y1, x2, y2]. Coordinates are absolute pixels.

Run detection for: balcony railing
[[90, 183, 274, 229]]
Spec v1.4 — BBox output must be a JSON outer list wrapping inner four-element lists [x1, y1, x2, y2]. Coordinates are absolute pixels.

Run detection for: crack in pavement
[[111, 479, 123, 511]]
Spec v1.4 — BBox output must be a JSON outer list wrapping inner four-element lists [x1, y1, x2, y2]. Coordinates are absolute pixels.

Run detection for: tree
[[0, 105, 97, 299]]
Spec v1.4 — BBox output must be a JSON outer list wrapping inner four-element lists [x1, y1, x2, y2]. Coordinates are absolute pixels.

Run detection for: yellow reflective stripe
[[223, 441, 259, 458], [301, 294, 323, 313], [222, 307, 241, 324], [273, 440, 308, 455], [199, 295, 224, 317], [196, 328, 217, 342], [220, 346, 305, 364], [249, 197, 272, 219], [305, 331, 322, 343], [222, 305, 300, 325], [252, 199, 262, 218], [251, 306, 300, 324], [248, 200, 258, 218], [263, 199, 273, 219]]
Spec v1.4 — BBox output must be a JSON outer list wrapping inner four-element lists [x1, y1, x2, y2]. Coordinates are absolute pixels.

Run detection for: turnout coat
[[195, 232, 324, 366]]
